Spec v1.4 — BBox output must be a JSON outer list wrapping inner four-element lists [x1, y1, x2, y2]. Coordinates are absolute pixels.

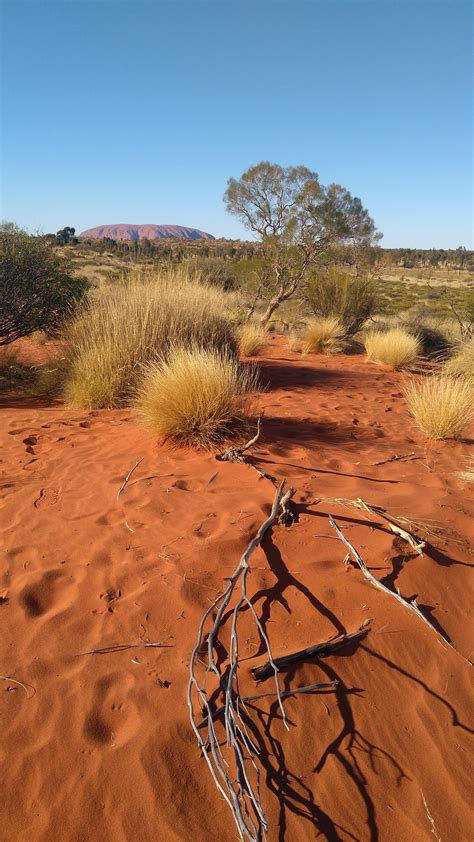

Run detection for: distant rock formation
[[79, 224, 215, 241]]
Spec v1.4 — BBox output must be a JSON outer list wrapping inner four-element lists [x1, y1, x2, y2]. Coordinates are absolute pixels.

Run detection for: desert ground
[[1, 335, 472, 841]]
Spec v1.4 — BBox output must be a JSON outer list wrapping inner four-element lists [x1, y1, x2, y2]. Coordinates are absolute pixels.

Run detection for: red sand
[[1, 336, 473, 841]]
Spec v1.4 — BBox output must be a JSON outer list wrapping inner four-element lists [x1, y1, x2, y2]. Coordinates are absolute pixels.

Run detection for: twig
[[1, 674, 36, 698], [188, 480, 294, 842], [198, 682, 338, 728], [329, 516, 472, 666], [421, 790, 442, 841], [117, 457, 144, 500], [252, 624, 370, 682], [373, 452, 416, 466], [77, 642, 173, 656]]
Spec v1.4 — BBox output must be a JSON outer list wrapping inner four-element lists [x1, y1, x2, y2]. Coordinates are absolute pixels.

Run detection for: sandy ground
[[1, 336, 473, 842]]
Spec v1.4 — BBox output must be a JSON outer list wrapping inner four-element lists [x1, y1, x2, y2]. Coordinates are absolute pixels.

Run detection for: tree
[[224, 162, 381, 325], [55, 226, 76, 245], [0, 224, 88, 345]]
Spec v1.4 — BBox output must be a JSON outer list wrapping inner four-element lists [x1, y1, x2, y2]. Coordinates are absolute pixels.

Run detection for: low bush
[[0, 347, 36, 391], [444, 338, 474, 380], [364, 328, 421, 370], [400, 316, 451, 358], [0, 223, 87, 345], [403, 374, 473, 439], [237, 324, 266, 356], [182, 256, 236, 290], [135, 346, 257, 448], [64, 268, 237, 408], [306, 267, 378, 335], [303, 317, 345, 355]]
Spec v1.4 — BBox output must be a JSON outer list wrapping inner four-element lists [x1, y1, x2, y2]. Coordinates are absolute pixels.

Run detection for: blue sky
[[1, 0, 472, 247]]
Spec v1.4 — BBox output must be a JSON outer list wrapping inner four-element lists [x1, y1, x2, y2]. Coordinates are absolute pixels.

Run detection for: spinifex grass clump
[[403, 374, 473, 439], [287, 333, 302, 353], [303, 317, 345, 354], [237, 323, 266, 356], [364, 328, 421, 370], [64, 268, 237, 408], [444, 338, 474, 380], [135, 346, 257, 448]]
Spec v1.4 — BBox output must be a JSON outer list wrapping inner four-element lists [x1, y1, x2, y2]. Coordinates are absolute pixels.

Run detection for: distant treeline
[[61, 236, 473, 271]]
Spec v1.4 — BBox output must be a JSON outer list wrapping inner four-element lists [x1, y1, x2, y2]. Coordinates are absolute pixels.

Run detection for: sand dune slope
[[1, 339, 473, 841]]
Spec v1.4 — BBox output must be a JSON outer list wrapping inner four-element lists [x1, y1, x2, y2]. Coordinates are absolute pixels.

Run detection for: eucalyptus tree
[[224, 162, 381, 325]]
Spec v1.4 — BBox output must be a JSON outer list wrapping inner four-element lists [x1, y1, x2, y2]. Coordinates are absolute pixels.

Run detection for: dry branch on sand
[[188, 481, 296, 842], [329, 516, 472, 666], [251, 623, 370, 682], [312, 496, 426, 554]]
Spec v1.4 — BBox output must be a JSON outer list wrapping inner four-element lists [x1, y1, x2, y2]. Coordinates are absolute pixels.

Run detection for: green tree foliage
[[55, 226, 76, 245], [306, 266, 378, 335], [224, 162, 381, 324], [0, 224, 88, 345]]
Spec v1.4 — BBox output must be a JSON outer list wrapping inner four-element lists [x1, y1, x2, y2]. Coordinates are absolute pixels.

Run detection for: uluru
[[79, 223, 215, 240]]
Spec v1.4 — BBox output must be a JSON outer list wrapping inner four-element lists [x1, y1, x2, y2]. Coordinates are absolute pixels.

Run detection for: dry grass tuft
[[287, 334, 302, 353], [403, 374, 473, 439], [364, 328, 421, 370], [303, 317, 345, 355], [237, 324, 266, 356], [64, 267, 237, 408], [444, 338, 474, 380], [135, 346, 257, 448]]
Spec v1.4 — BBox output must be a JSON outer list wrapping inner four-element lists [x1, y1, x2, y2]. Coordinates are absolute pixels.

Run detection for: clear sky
[[1, 0, 472, 247]]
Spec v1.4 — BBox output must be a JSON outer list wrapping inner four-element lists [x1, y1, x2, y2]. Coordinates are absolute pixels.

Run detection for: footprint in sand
[[83, 672, 140, 747]]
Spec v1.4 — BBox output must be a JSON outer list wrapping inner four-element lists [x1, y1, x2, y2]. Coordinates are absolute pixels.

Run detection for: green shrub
[[306, 266, 378, 335], [181, 256, 236, 290], [0, 223, 87, 345]]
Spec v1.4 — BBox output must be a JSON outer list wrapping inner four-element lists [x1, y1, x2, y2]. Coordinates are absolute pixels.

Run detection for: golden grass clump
[[64, 267, 237, 409], [444, 338, 474, 380], [364, 328, 421, 370], [237, 323, 266, 356], [287, 333, 302, 353], [403, 374, 473, 439], [303, 317, 345, 355], [135, 346, 257, 448]]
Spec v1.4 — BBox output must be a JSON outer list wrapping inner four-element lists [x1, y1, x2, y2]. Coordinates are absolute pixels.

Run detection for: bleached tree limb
[[188, 481, 295, 842], [329, 516, 472, 666]]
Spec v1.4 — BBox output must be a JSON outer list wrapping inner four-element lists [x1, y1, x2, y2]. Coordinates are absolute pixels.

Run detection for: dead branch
[[216, 413, 263, 464], [329, 516, 472, 666], [252, 624, 370, 682], [197, 681, 338, 728], [116, 457, 144, 500], [188, 480, 294, 842], [314, 496, 426, 555]]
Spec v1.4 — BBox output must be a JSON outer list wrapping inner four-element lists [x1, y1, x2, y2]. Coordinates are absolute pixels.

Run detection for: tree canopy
[[224, 162, 381, 324]]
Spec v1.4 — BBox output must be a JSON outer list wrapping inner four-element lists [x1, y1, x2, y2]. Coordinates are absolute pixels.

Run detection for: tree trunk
[[259, 280, 298, 327]]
